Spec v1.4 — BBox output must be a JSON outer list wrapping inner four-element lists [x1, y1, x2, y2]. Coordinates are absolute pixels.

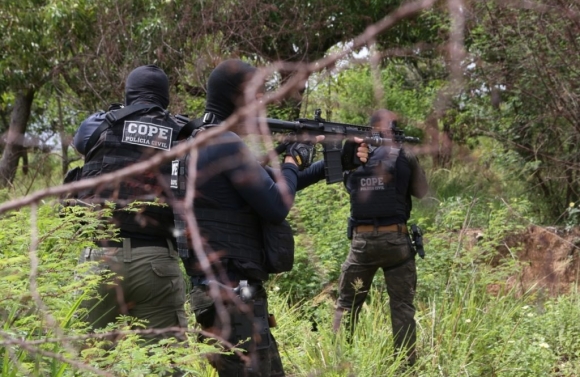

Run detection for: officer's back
[[76, 65, 181, 240], [73, 65, 187, 343]]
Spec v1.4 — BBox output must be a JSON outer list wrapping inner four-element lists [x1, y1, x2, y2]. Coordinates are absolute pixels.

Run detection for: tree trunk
[[0, 89, 35, 188], [426, 111, 453, 169], [56, 96, 70, 176], [438, 122, 453, 168], [277, 70, 305, 120]]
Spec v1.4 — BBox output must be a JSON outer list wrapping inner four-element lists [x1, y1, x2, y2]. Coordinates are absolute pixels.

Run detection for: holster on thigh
[[228, 296, 271, 352], [252, 297, 271, 351]]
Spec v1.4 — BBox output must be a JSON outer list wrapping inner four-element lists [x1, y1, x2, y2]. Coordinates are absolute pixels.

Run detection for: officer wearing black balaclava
[[75, 65, 187, 345], [176, 59, 299, 377], [176, 59, 368, 377]]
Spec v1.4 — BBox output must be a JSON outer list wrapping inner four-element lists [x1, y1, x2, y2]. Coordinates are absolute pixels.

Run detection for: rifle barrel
[[263, 117, 421, 144], [265, 118, 302, 130]]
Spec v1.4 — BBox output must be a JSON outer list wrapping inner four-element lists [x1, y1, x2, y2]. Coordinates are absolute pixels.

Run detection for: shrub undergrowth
[[1, 145, 579, 376]]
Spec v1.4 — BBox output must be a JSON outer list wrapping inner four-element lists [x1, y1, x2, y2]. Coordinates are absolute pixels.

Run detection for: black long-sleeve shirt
[[190, 131, 326, 281], [194, 131, 301, 223]]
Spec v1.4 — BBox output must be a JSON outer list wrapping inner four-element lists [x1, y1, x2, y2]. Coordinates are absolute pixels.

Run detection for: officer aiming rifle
[[333, 108, 429, 367]]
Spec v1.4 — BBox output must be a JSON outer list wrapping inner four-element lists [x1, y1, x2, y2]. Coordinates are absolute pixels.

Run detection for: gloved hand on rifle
[[282, 135, 369, 171], [341, 138, 370, 170], [281, 133, 324, 170], [285, 141, 316, 170]]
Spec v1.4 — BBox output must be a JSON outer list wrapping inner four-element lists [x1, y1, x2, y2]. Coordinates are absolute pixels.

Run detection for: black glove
[[285, 142, 315, 170], [341, 139, 372, 171]]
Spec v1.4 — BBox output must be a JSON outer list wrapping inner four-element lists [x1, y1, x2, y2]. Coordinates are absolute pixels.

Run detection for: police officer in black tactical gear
[[173, 59, 368, 377], [333, 109, 428, 367], [73, 65, 187, 341]]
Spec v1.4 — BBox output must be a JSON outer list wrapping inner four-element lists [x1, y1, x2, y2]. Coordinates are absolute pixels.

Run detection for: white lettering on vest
[[359, 176, 385, 191], [122, 120, 173, 151]]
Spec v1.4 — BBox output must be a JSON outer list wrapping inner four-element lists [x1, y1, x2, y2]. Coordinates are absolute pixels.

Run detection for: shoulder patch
[[122, 120, 173, 150]]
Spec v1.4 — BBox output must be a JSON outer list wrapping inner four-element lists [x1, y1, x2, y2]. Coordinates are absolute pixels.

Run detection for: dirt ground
[[491, 225, 580, 296]]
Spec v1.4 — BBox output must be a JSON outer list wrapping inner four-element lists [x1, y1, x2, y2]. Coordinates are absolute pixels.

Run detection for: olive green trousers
[[79, 238, 187, 340]]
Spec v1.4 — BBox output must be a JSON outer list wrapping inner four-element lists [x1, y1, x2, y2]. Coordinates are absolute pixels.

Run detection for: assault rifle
[[265, 109, 420, 184]]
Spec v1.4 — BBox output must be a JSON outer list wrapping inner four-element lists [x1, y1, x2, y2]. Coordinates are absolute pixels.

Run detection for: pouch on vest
[[347, 217, 354, 240], [262, 219, 295, 273], [60, 166, 83, 200], [63, 166, 83, 184]]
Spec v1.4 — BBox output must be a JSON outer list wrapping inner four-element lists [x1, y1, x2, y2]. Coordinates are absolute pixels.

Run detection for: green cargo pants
[[79, 238, 187, 341], [334, 229, 417, 365]]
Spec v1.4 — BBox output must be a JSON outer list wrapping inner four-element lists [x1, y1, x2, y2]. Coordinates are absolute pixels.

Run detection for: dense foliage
[[2, 0, 580, 375], [2, 191, 580, 375]]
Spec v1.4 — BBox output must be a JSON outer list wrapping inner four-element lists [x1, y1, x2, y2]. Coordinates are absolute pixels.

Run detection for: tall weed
[[265, 281, 580, 376]]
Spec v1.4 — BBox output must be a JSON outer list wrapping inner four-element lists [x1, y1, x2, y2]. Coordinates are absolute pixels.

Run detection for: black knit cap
[[124, 65, 170, 109], [204, 59, 258, 122]]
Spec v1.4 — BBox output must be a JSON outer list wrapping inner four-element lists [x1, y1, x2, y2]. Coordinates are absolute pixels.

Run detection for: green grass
[[1, 138, 579, 376], [266, 282, 580, 377], [1, 203, 579, 376]]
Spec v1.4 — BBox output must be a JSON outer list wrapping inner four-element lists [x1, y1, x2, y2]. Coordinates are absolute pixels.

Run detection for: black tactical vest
[[347, 145, 410, 221], [78, 107, 181, 238], [170, 125, 265, 270]]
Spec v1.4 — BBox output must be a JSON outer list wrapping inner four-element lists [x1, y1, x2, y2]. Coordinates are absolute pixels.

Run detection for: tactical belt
[[97, 237, 172, 249], [355, 223, 408, 234], [190, 276, 263, 288]]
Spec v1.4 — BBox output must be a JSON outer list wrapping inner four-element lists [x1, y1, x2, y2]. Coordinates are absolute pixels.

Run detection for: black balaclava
[[124, 65, 170, 109], [204, 59, 257, 122]]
